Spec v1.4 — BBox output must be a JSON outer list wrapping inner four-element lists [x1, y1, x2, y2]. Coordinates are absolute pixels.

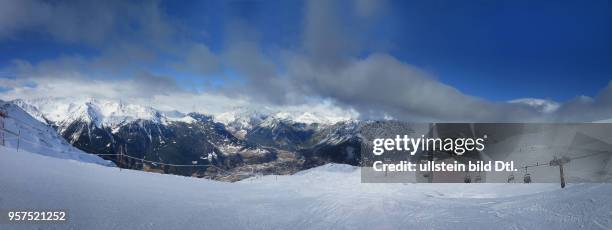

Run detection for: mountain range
[[7, 98, 363, 181]]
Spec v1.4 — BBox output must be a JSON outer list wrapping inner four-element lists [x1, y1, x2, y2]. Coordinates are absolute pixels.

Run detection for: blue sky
[[0, 0, 610, 121], [1, 0, 609, 101], [386, 0, 611, 101]]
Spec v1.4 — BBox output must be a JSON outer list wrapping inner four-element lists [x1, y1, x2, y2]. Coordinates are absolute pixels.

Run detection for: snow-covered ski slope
[[0, 100, 113, 166], [1, 147, 611, 230]]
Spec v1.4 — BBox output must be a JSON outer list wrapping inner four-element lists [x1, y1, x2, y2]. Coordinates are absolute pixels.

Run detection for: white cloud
[[0, 0, 173, 46], [509, 98, 561, 114], [0, 73, 358, 121]]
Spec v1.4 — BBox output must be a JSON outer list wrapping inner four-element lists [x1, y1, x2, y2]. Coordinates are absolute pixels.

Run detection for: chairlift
[[521, 165, 532, 183], [523, 173, 531, 183], [507, 173, 515, 183], [464, 175, 471, 183]]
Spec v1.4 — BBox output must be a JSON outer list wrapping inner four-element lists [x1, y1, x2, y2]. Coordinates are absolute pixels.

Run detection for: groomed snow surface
[[1, 147, 611, 230]]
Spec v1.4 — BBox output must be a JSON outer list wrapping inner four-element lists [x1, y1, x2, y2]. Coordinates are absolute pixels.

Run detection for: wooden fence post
[[16, 129, 20, 152], [0, 110, 6, 147]]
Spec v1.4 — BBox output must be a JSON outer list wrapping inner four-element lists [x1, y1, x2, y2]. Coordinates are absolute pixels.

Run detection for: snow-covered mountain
[[8, 97, 364, 180], [16, 97, 353, 138], [13, 98, 362, 146], [0, 100, 113, 166], [214, 107, 271, 139], [10, 99, 50, 124], [213, 106, 354, 139], [13, 98, 195, 134]]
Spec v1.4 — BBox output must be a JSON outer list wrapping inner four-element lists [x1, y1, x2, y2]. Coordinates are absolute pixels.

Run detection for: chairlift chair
[[464, 175, 471, 183], [507, 174, 515, 183], [523, 173, 531, 183]]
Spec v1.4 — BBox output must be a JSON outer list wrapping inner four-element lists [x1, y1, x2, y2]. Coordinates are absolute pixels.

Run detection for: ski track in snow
[[0, 147, 611, 230]]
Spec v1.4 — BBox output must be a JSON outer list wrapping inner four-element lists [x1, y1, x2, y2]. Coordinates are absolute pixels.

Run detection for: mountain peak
[[13, 97, 195, 129], [13, 97, 358, 134]]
